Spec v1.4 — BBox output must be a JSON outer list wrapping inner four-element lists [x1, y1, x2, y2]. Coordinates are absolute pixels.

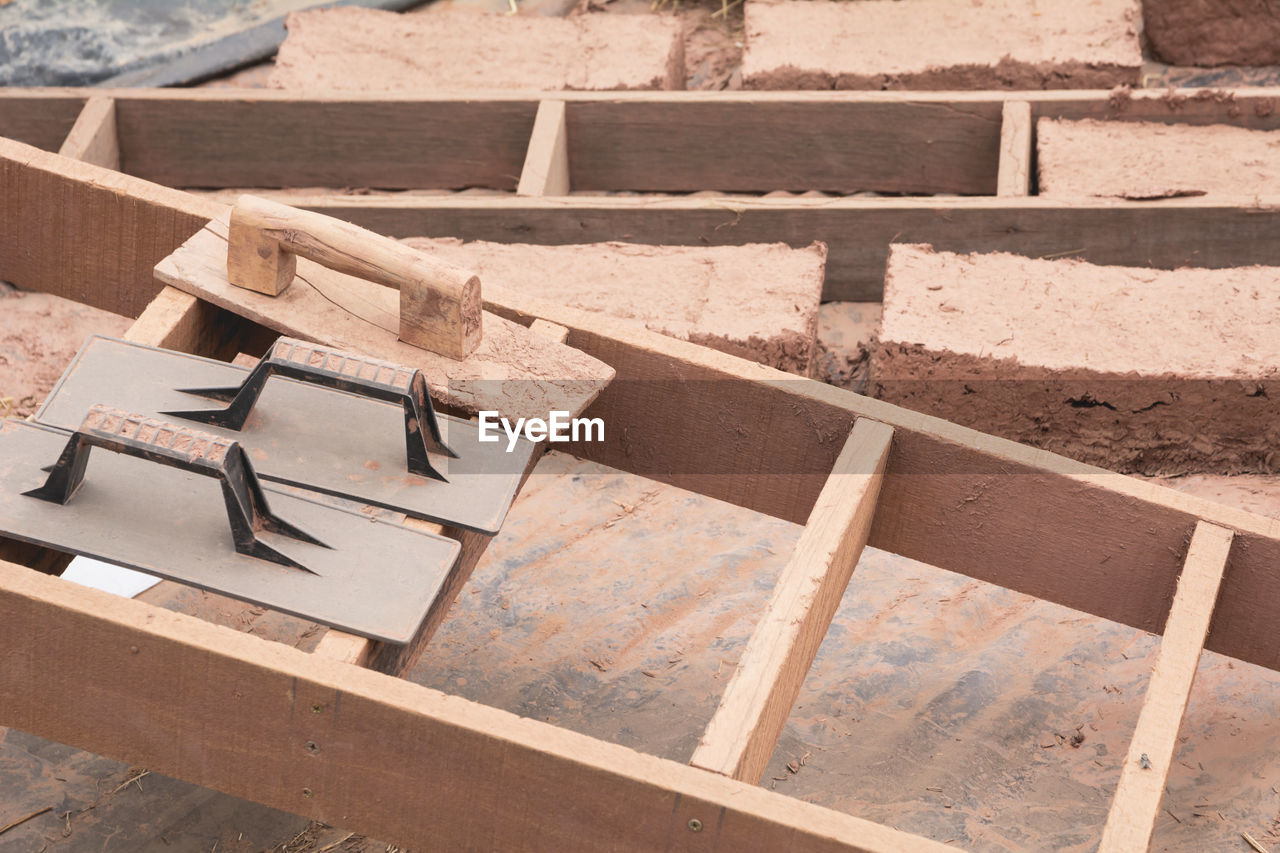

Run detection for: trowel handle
[[226, 194, 483, 360], [162, 337, 455, 482], [23, 404, 326, 572]]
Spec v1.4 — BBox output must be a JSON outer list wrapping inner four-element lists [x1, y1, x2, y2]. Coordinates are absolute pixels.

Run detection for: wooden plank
[[0, 137, 220, 317], [1098, 521, 1234, 853], [517, 100, 570, 197], [0, 94, 86, 152], [113, 97, 538, 190], [997, 99, 1032, 197], [312, 318, 572, 675], [530, 318, 569, 340], [9, 137, 1280, 675], [0, 560, 955, 853], [8, 85, 1280, 110], [692, 417, 893, 783], [564, 98, 1001, 194], [311, 630, 373, 667], [293, 194, 1280, 302], [57, 96, 120, 171]]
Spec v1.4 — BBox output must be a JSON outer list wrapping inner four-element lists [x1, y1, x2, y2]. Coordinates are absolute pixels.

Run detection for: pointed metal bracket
[[24, 404, 328, 573], [163, 337, 456, 482]]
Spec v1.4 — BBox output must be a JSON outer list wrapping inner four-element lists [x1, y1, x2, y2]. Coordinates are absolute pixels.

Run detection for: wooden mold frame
[[2, 89, 1280, 850], [3, 85, 1280, 307]]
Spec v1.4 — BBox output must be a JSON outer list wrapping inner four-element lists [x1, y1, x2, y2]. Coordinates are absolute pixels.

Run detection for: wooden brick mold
[[2, 87, 1280, 303], [2, 90, 1280, 851]]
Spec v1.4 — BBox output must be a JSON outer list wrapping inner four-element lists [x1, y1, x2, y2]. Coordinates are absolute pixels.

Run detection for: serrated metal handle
[[162, 336, 455, 482], [24, 404, 327, 573]]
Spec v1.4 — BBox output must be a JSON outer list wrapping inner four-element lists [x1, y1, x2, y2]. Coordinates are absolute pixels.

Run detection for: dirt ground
[[2, 289, 1279, 851]]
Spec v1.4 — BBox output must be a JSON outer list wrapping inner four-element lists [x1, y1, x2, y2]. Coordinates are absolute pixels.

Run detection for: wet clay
[[1038, 118, 1280, 199], [871, 244, 1280, 475], [1144, 0, 1280, 67], [403, 238, 826, 375], [269, 7, 686, 92], [741, 0, 1142, 90], [0, 289, 131, 418]]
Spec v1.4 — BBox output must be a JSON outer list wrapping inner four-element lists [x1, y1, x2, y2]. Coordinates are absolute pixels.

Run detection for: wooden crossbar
[[692, 417, 894, 782], [1098, 521, 1234, 852], [56, 95, 119, 171], [517, 99, 570, 197], [997, 99, 1032, 196]]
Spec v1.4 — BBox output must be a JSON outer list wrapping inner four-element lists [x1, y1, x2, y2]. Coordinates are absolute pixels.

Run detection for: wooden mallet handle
[[227, 194, 482, 360]]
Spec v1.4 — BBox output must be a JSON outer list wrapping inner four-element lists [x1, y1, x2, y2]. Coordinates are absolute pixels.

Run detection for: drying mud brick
[[741, 0, 1141, 90], [269, 7, 685, 92], [871, 244, 1280, 475], [1038, 118, 1280, 199], [1144, 0, 1280, 67], [403, 238, 826, 375]]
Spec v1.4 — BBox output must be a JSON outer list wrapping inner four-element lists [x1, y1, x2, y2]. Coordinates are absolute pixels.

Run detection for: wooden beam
[[57, 95, 120, 171], [0, 137, 220, 318], [562, 97, 999, 194], [692, 417, 894, 782], [293, 194, 1280, 302], [0, 559, 955, 853], [997, 99, 1032, 197], [1098, 521, 1234, 853], [0, 93, 86, 152], [112, 95, 539, 190], [311, 630, 373, 667], [517, 100, 570, 197]]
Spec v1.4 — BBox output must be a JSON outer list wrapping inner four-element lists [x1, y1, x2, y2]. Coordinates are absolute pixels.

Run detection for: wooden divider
[[1097, 521, 1234, 852], [692, 417, 894, 782], [57, 95, 120, 171], [997, 99, 1032, 197], [517, 100, 570, 196]]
